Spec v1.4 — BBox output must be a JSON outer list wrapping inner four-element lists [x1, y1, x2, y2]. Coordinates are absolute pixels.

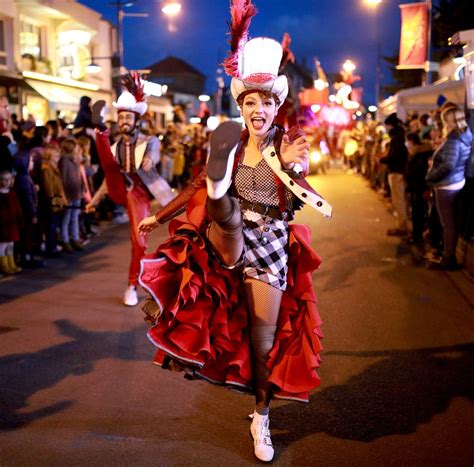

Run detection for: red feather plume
[[280, 32, 295, 71], [121, 72, 145, 103], [222, 0, 258, 77]]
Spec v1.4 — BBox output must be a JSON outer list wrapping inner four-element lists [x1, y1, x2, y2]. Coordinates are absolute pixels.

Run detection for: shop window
[[0, 20, 6, 67], [57, 29, 92, 80], [20, 20, 41, 59]]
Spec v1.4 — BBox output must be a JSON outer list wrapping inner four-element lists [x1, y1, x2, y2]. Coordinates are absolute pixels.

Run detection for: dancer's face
[[118, 111, 137, 134], [241, 92, 277, 138]]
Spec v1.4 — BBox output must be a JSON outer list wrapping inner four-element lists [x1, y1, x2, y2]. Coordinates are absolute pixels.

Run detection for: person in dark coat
[[73, 96, 93, 130], [405, 132, 432, 245], [0, 96, 14, 173], [13, 140, 42, 267], [381, 113, 409, 236]]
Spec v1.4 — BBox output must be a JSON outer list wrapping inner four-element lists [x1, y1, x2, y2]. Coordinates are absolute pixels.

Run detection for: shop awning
[[24, 78, 113, 112], [381, 80, 465, 120]]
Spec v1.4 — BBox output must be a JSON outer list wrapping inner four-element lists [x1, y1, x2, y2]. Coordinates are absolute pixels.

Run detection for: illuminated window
[[20, 20, 41, 58], [56, 29, 92, 80]]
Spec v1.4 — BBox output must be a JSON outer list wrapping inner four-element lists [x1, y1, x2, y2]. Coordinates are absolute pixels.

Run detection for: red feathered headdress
[[222, 0, 258, 78], [113, 72, 148, 115], [280, 33, 295, 72]]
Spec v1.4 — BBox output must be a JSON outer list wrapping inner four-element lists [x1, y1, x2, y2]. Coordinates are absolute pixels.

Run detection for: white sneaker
[[123, 285, 138, 306], [249, 411, 274, 462]]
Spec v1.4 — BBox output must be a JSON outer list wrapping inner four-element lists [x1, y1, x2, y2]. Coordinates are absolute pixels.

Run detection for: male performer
[[89, 73, 174, 306]]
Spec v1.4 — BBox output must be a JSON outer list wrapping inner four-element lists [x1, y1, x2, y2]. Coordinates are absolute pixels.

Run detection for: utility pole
[[110, 0, 148, 74], [109, 0, 148, 97], [425, 0, 433, 85], [374, 4, 381, 105]]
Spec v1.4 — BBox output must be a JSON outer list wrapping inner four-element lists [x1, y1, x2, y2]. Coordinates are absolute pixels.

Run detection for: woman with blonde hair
[[426, 106, 472, 270]]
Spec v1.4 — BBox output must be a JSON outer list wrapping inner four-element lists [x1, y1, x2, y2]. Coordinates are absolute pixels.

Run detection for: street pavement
[[1, 167, 473, 466]]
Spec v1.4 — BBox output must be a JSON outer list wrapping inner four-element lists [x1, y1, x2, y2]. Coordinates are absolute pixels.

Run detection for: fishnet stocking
[[245, 278, 283, 409]]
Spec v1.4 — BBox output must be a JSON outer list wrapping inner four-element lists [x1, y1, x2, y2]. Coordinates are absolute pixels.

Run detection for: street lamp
[[161, 1, 182, 16], [85, 62, 102, 74], [111, 0, 182, 74], [342, 59, 356, 74], [364, 0, 382, 5], [82, 55, 115, 75], [314, 79, 328, 91]]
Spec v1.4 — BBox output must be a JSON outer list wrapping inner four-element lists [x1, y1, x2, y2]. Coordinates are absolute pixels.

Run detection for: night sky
[[78, 0, 425, 105]]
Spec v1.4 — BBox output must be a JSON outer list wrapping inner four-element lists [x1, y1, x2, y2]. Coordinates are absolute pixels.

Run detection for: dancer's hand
[[138, 215, 159, 235], [280, 134, 310, 172]]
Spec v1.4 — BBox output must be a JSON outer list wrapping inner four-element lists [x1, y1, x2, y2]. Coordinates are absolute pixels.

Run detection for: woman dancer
[[138, 1, 331, 461]]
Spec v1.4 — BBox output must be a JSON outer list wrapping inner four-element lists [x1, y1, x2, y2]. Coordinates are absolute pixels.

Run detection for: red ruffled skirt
[[139, 190, 324, 402]]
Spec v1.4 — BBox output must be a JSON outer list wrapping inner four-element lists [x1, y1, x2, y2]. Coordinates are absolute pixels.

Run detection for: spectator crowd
[[336, 101, 473, 271], [0, 95, 210, 277], [1, 93, 472, 276]]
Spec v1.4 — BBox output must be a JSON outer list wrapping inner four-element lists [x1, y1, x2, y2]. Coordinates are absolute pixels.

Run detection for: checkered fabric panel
[[242, 210, 289, 291], [234, 158, 294, 209]]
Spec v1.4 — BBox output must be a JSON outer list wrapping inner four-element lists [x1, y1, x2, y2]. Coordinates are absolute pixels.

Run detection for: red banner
[[398, 2, 429, 69]]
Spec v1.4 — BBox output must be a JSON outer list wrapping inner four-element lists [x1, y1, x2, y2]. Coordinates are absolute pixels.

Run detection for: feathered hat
[[223, 0, 288, 108], [113, 72, 148, 116]]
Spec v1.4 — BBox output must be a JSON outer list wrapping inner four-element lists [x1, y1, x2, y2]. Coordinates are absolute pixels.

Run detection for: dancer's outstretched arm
[[138, 170, 207, 234]]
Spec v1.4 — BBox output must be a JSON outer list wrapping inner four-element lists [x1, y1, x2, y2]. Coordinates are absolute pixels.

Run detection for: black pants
[[410, 190, 426, 243], [459, 177, 474, 240], [435, 188, 461, 259], [45, 207, 60, 253]]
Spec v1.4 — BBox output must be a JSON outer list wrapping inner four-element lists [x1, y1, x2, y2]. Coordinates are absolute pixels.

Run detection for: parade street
[[1, 168, 473, 467]]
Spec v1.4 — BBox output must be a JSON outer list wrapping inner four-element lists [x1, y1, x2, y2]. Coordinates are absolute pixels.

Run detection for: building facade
[[0, 0, 117, 124], [146, 56, 207, 121]]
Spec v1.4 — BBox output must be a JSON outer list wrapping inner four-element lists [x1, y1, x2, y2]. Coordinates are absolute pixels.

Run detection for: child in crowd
[[58, 138, 84, 253], [13, 140, 42, 268], [0, 171, 22, 274], [40, 144, 67, 257], [76, 137, 95, 238]]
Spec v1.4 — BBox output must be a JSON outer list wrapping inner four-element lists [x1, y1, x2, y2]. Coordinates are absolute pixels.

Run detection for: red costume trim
[[139, 189, 324, 402]]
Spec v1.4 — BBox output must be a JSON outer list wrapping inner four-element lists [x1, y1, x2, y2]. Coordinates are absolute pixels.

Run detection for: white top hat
[[230, 37, 288, 107], [113, 72, 148, 115], [113, 91, 147, 116]]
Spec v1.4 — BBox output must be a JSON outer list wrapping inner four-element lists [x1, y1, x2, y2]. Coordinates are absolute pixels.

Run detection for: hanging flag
[[398, 2, 429, 69]]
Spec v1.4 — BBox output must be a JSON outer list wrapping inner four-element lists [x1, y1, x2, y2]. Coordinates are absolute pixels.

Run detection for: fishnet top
[[233, 158, 294, 210]]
